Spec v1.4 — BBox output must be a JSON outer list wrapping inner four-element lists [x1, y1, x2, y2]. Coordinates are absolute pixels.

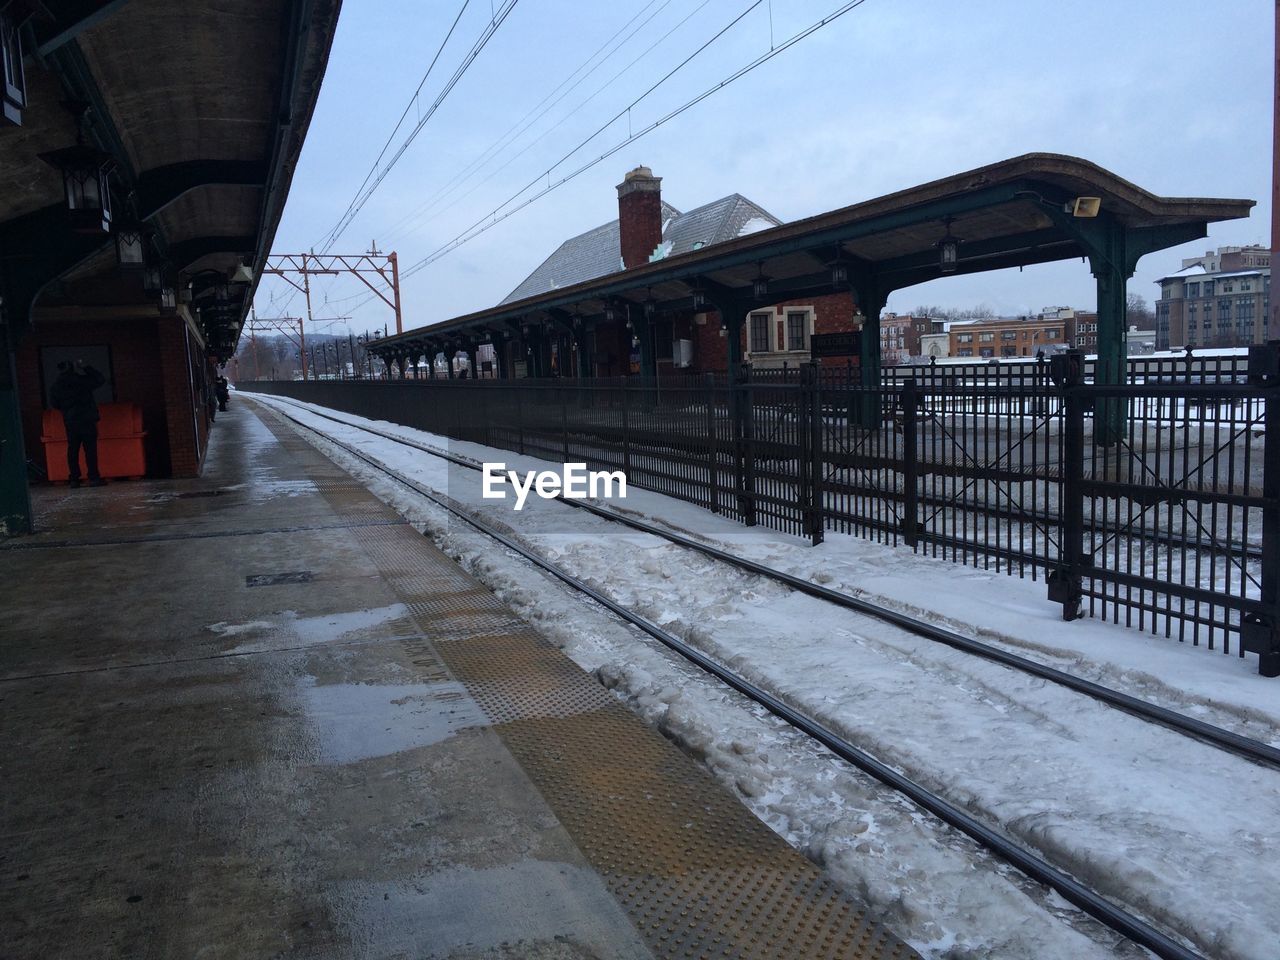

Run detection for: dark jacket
[[50, 366, 105, 427]]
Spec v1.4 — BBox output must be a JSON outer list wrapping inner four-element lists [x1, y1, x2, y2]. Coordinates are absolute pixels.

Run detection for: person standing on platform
[[50, 359, 106, 488], [215, 376, 230, 412]]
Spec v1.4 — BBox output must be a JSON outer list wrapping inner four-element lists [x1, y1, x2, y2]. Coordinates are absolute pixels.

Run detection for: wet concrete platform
[[0, 401, 915, 960]]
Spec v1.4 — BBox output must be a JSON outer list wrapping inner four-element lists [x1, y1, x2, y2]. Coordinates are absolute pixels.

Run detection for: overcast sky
[[257, 0, 1272, 334]]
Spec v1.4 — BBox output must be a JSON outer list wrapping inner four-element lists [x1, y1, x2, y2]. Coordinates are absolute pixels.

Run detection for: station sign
[[810, 331, 861, 359]]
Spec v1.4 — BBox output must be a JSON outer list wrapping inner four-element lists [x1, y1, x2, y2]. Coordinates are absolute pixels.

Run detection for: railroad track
[[263, 395, 1280, 770], [258, 394, 1279, 960]]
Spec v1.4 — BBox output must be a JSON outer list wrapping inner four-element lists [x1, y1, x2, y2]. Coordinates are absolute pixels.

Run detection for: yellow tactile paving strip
[[260, 405, 917, 960]]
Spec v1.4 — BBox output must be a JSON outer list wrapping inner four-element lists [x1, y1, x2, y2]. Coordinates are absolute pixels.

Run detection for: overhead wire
[[316, 0, 473, 248], [259, 1, 508, 320], [377, 0, 698, 246], [318, 0, 521, 253], [397, 0, 869, 284]]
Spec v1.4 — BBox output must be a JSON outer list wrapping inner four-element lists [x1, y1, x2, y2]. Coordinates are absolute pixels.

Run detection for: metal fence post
[[901, 376, 919, 548], [1048, 351, 1085, 620], [561, 382, 570, 464], [621, 378, 631, 478], [705, 373, 719, 514], [807, 364, 824, 546], [733, 365, 757, 525], [1243, 342, 1280, 676], [515, 384, 526, 456]]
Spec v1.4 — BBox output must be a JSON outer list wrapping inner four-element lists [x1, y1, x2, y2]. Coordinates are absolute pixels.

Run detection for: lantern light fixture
[[830, 259, 849, 287], [604, 303, 615, 323], [159, 287, 177, 313], [937, 217, 961, 274], [142, 262, 164, 295], [39, 101, 114, 235], [2, 5, 31, 126], [752, 264, 769, 300], [114, 223, 149, 270], [690, 284, 707, 311]]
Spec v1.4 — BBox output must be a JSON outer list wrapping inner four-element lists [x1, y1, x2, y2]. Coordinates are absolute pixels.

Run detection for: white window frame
[[744, 305, 816, 358]]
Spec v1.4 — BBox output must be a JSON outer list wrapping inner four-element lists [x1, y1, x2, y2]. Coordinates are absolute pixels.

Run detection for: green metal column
[[1091, 253, 1130, 447], [0, 321, 32, 536], [1039, 208, 1196, 447], [723, 305, 745, 380], [576, 327, 592, 379], [638, 325, 656, 380], [851, 276, 887, 429]]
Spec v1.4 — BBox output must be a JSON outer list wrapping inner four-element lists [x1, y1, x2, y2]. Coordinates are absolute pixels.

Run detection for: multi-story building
[[1154, 245, 1271, 350], [878, 313, 940, 364], [949, 316, 1069, 358]]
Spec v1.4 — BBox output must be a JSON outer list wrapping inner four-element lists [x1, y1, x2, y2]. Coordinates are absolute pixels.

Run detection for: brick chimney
[[617, 166, 663, 269]]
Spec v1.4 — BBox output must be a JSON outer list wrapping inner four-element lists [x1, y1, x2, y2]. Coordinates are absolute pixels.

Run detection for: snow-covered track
[[267, 399, 1213, 960], [267, 396, 1280, 773]]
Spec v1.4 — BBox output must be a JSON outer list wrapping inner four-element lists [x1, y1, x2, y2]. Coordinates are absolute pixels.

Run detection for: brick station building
[[501, 167, 863, 377]]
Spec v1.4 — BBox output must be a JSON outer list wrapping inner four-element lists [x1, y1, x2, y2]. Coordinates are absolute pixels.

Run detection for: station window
[[749, 313, 771, 354], [786, 311, 808, 351], [978, 332, 994, 342], [1185, 282, 1200, 298], [957, 333, 973, 344]]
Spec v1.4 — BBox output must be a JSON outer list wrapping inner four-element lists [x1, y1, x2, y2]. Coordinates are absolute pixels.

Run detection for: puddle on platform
[[344, 862, 650, 959], [207, 603, 412, 652], [299, 680, 488, 763]]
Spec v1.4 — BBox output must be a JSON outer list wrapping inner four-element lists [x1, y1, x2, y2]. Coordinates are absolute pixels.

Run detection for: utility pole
[[263, 248, 403, 340], [245, 314, 306, 379]]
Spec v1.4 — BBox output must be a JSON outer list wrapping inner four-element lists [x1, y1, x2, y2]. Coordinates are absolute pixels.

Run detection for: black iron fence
[[241, 347, 1280, 674]]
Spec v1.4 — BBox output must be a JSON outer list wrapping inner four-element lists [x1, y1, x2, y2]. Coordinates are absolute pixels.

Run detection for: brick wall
[[157, 316, 212, 477], [15, 316, 180, 478], [689, 291, 860, 373]]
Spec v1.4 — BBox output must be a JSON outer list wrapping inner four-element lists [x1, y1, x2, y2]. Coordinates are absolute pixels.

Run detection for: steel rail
[[267, 400, 1208, 960], [264, 395, 1280, 772]]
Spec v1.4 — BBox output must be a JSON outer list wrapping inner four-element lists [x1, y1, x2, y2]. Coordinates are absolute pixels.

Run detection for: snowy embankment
[[246, 394, 1280, 960]]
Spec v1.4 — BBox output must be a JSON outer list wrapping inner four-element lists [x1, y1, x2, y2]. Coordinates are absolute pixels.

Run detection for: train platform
[[0, 400, 916, 960]]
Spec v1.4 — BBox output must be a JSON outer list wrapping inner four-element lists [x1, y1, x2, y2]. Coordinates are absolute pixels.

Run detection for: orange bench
[[42, 402, 147, 482]]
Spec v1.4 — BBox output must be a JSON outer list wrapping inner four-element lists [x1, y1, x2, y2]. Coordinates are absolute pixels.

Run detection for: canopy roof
[[374, 152, 1254, 353], [0, 0, 342, 354]]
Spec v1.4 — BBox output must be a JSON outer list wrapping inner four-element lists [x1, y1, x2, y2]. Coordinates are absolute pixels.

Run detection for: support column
[[1092, 257, 1131, 447], [494, 339, 508, 379], [851, 273, 888, 428], [445, 347, 456, 380], [0, 319, 32, 535], [576, 327, 593, 380], [632, 310, 656, 381]]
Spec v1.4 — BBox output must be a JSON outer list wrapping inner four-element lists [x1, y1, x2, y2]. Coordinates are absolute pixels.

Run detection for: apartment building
[[1154, 245, 1271, 349]]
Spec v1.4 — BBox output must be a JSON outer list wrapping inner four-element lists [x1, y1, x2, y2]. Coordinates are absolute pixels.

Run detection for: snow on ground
[[246, 394, 1280, 960]]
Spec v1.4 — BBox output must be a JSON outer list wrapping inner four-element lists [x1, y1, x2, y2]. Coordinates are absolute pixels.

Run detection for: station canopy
[[373, 153, 1254, 354], [0, 0, 342, 355]]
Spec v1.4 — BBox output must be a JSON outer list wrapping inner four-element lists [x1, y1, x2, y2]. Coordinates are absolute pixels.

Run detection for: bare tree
[[1126, 293, 1156, 330]]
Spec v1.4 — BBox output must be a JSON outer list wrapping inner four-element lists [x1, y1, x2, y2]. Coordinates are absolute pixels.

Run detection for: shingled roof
[[502, 194, 781, 304]]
